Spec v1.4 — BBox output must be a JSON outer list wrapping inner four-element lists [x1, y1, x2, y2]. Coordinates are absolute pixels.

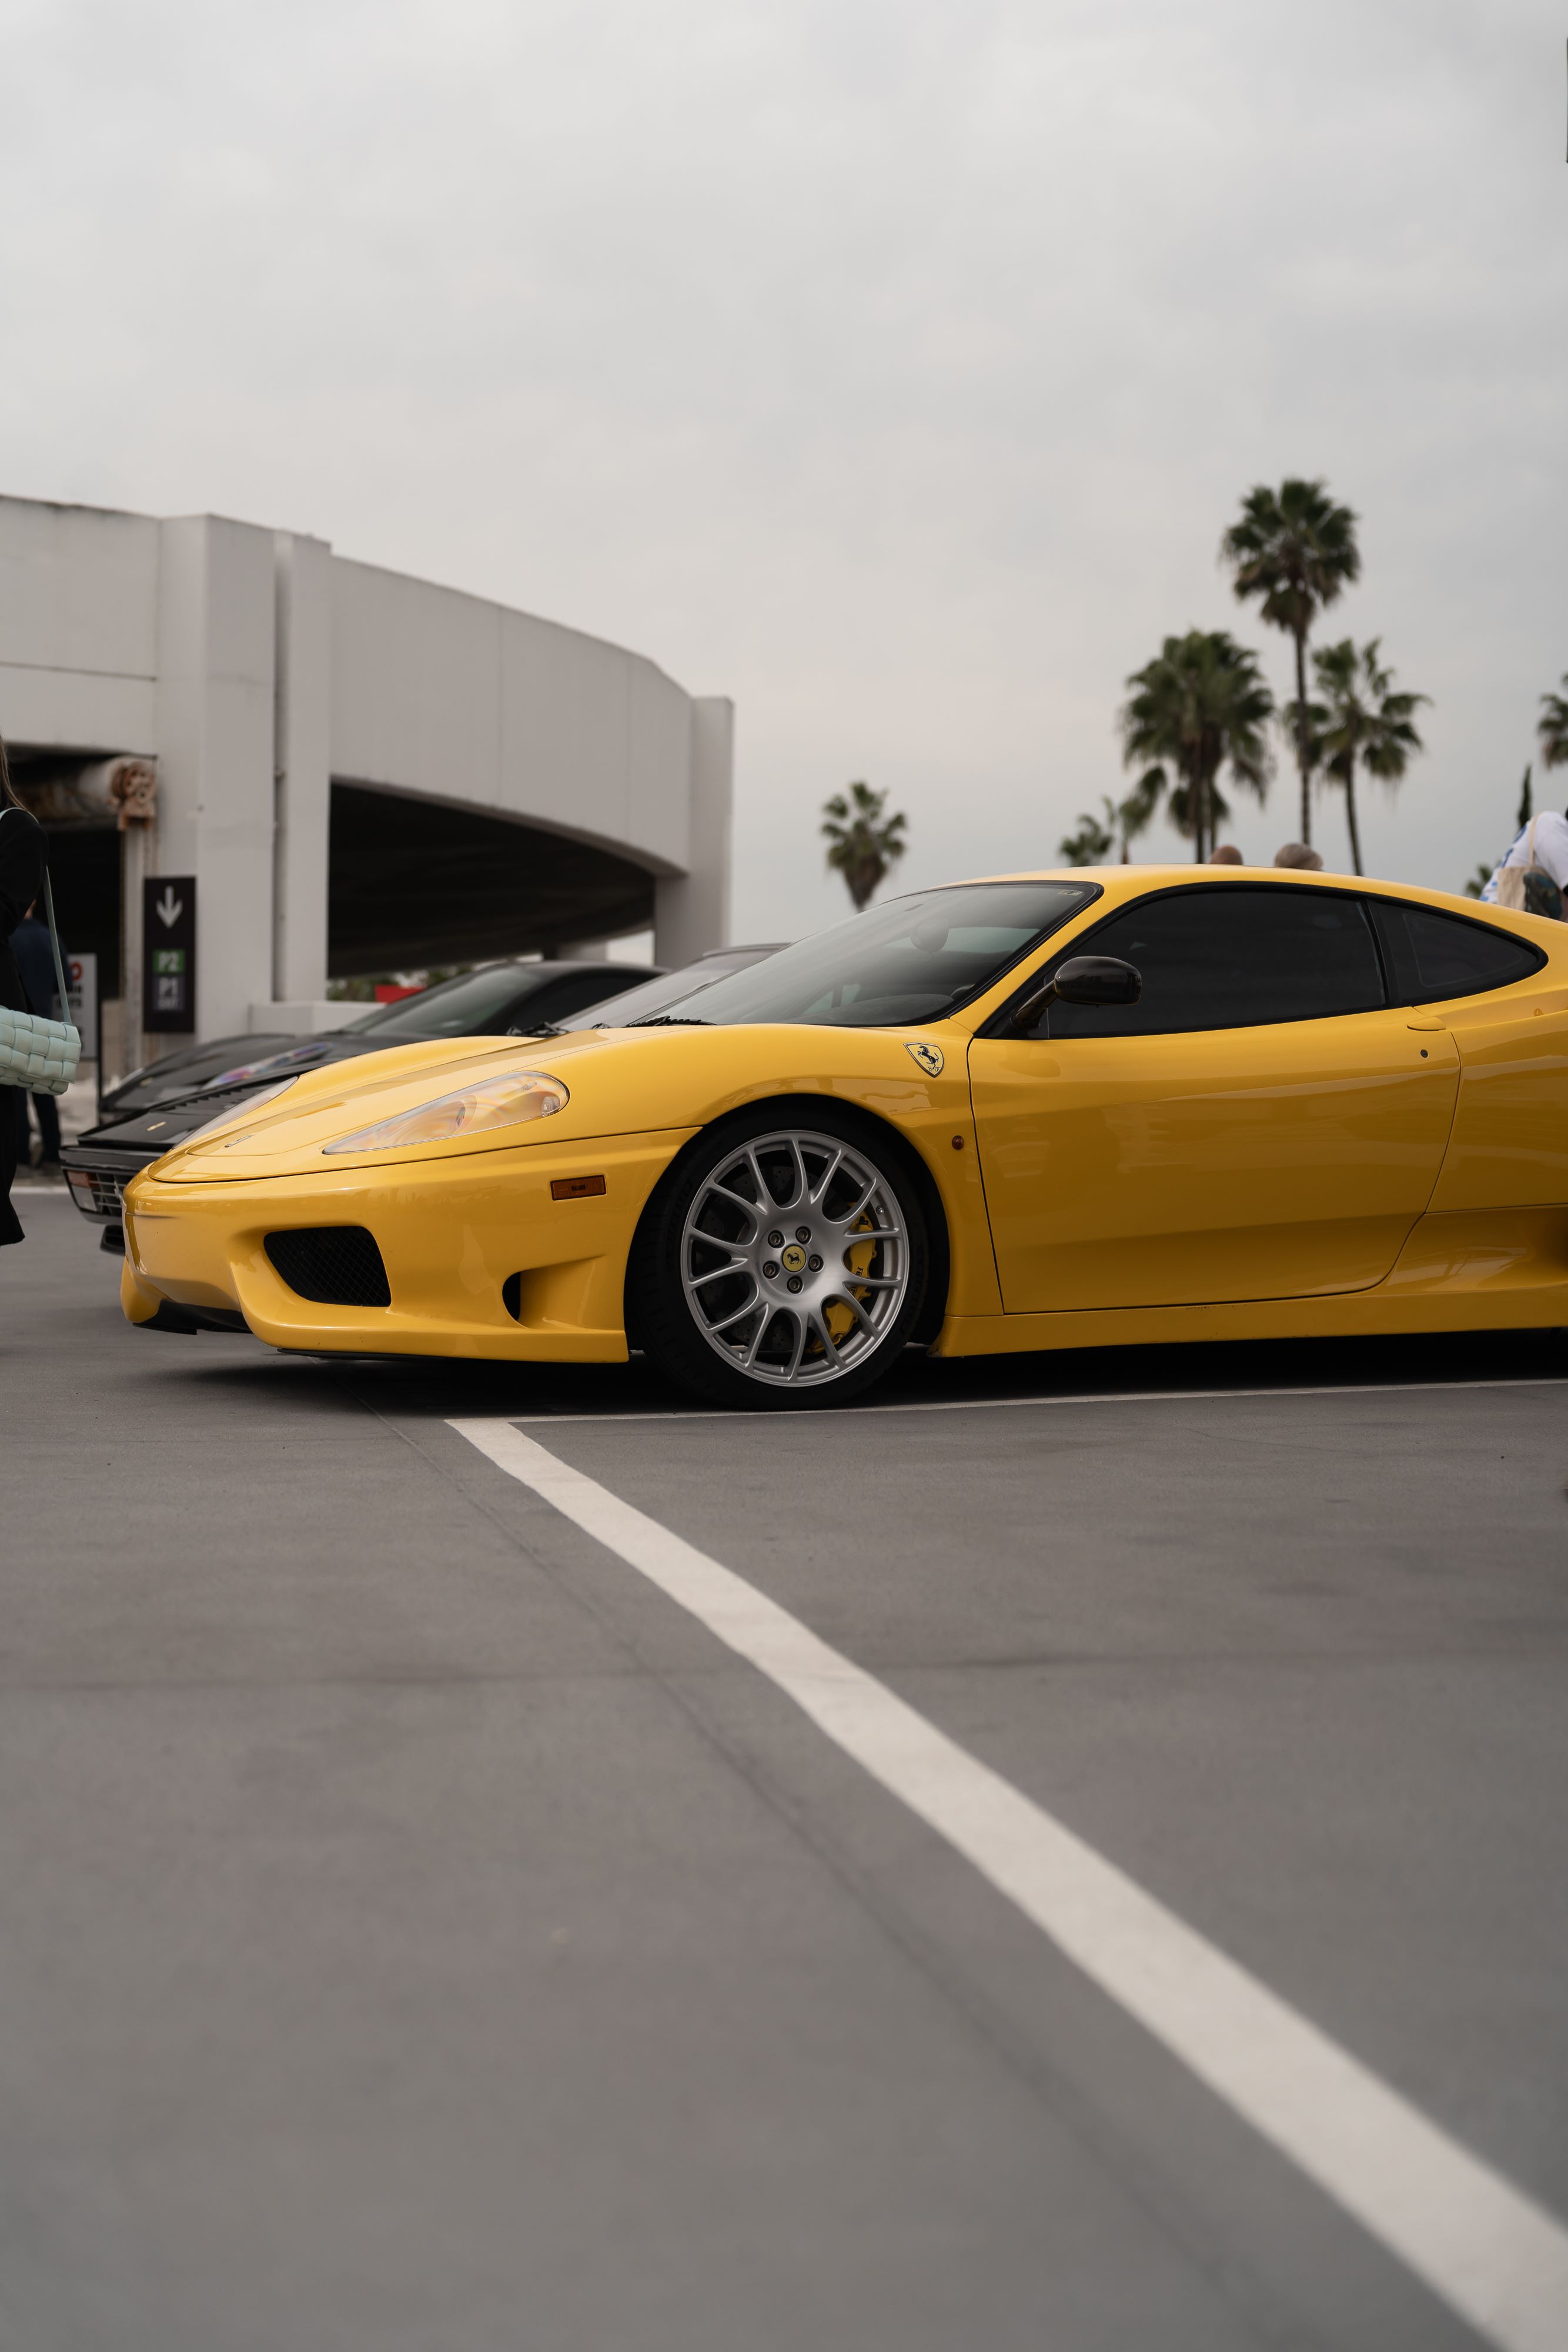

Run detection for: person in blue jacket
[[8, 896, 62, 1170]]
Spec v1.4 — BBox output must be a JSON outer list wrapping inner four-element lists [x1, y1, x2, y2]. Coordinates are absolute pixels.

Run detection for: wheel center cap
[[779, 1243, 807, 1274]]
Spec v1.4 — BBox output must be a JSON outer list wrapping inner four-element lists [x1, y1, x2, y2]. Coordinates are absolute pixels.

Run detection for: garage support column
[[654, 696, 733, 967], [268, 532, 333, 1028], [154, 517, 278, 1050]]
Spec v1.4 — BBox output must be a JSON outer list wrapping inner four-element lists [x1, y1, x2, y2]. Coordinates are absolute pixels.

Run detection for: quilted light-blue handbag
[[0, 811, 81, 1097]]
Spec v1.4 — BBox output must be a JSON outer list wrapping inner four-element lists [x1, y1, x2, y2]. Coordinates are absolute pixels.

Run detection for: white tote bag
[[0, 811, 82, 1096]]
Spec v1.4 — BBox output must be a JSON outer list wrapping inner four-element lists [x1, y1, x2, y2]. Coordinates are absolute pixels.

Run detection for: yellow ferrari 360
[[120, 867, 1567, 1408]]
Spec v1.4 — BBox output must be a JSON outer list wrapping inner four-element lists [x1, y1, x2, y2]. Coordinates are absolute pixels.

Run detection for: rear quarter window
[[1370, 900, 1547, 1004]]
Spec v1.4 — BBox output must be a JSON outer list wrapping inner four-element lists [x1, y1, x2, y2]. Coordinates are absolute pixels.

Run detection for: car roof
[[939, 866, 1552, 932], [497, 958, 661, 981]]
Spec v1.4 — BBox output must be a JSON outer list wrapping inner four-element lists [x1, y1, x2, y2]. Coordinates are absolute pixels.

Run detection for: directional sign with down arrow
[[142, 875, 197, 1034]]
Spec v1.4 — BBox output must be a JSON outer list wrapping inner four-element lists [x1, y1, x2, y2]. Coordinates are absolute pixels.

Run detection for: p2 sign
[[143, 876, 196, 1034]]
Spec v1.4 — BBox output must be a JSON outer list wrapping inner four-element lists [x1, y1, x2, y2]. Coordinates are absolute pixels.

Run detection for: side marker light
[[551, 1174, 606, 1200]]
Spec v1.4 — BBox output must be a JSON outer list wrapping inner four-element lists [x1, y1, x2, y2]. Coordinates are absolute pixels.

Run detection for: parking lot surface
[[5, 1192, 1567, 2350]]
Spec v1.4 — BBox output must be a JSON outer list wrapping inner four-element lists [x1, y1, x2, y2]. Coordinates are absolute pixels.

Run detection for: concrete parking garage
[[0, 492, 733, 1075]]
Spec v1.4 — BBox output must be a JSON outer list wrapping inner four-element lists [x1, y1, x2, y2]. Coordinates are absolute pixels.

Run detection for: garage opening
[[328, 784, 657, 977]]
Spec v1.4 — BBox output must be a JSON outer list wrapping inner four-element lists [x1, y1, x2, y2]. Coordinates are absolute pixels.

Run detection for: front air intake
[[265, 1227, 391, 1308]]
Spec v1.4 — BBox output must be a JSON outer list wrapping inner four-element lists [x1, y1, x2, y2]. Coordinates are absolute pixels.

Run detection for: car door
[[1363, 895, 1563, 1215], [968, 882, 1462, 1312]]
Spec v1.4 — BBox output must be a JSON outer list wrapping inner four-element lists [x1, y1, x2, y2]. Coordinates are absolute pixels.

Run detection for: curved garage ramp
[[0, 497, 732, 1051]]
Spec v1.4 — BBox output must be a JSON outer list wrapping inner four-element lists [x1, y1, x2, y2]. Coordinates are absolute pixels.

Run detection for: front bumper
[[122, 1125, 696, 1360], [61, 1145, 158, 1243]]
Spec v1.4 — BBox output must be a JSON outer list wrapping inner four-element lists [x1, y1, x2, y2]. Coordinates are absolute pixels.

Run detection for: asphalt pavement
[[4, 1188, 1567, 2351]]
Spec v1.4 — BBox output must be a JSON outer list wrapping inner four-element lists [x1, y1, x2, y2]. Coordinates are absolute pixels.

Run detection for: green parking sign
[[143, 877, 196, 1034]]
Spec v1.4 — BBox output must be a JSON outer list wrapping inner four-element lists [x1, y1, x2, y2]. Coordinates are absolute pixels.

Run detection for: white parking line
[[505, 1373, 1568, 1425], [452, 1414, 1568, 2352]]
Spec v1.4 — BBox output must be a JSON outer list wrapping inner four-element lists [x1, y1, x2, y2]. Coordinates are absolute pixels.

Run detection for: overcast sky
[[1, 0, 1563, 941]]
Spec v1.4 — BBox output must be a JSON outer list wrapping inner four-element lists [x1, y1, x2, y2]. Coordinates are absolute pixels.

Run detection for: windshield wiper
[[627, 1014, 710, 1027]]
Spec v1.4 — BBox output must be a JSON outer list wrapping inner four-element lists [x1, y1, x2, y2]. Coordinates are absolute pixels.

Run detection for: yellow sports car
[[120, 867, 1567, 1408]]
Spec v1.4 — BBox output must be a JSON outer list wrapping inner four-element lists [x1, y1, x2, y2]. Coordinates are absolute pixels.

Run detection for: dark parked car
[[95, 957, 663, 1122], [99, 1028, 305, 1118], [62, 944, 787, 1252], [559, 941, 789, 1030]]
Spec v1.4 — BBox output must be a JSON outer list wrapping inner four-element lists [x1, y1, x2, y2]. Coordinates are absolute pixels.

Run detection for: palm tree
[[1119, 630, 1273, 863], [1057, 785, 1156, 866], [1300, 638, 1428, 876], [1058, 801, 1115, 865], [1112, 771, 1165, 861], [1540, 677, 1568, 773], [1221, 479, 1360, 847], [821, 780, 908, 910]]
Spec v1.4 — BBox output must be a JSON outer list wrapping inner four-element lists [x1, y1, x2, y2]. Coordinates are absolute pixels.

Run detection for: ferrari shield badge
[[905, 1041, 945, 1077]]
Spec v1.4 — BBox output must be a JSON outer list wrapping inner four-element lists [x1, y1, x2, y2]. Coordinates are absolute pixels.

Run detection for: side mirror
[[1054, 956, 1141, 1007], [1007, 955, 1142, 1035]]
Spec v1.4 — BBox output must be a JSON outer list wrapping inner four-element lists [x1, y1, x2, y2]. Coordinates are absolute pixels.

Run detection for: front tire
[[631, 1107, 930, 1409]]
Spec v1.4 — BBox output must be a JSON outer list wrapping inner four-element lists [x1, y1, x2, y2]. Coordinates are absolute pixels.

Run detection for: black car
[[95, 957, 663, 1122], [62, 944, 786, 1252]]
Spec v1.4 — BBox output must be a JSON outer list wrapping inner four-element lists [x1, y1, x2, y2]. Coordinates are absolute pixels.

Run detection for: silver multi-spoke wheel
[[678, 1127, 912, 1388]]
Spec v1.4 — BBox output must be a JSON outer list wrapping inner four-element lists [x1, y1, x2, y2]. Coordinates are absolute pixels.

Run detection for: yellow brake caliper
[[825, 1212, 877, 1345]]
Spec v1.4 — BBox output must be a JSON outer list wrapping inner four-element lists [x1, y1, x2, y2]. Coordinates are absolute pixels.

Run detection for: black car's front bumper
[[61, 1074, 293, 1249], [60, 1146, 159, 1249]]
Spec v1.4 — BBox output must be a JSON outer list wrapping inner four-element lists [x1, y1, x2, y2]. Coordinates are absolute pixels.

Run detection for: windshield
[[572, 946, 785, 1029], [342, 964, 537, 1040], [667, 883, 1094, 1030]]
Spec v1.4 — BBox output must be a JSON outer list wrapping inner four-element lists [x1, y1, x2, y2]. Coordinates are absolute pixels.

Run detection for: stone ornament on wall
[[108, 759, 157, 829], [12, 754, 158, 831]]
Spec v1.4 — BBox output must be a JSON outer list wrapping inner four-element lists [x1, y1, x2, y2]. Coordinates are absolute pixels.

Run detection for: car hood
[[196, 1031, 420, 1087], [139, 1022, 964, 1184], [101, 1034, 299, 1117]]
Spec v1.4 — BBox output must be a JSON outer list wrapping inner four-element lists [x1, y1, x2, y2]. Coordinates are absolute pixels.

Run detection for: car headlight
[[182, 1079, 301, 1145], [321, 1070, 570, 1155]]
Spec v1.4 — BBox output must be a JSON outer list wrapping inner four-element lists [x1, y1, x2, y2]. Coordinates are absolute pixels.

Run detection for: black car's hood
[[193, 1031, 397, 1088], [99, 1033, 299, 1118], [76, 1079, 304, 1161], [96, 1031, 431, 1127]]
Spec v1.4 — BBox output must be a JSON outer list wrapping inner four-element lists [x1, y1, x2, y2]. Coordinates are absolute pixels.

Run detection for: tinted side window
[[521, 968, 660, 1025], [1370, 901, 1546, 1005], [1041, 887, 1385, 1038]]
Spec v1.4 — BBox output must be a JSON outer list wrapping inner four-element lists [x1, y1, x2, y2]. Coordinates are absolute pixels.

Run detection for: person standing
[[1479, 803, 1568, 912], [9, 899, 62, 1169], [0, 734, 48, 1247]]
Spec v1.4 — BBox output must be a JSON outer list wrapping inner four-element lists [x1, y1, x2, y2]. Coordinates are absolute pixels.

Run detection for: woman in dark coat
[[1, 733, 48, 1247]]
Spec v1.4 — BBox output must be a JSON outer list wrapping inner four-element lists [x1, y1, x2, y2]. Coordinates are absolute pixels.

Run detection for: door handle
[[1406, 1017, 1446, 1031]]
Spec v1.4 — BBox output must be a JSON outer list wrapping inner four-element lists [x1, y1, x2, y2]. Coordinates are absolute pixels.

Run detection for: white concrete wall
[[656, 697, 734, 967], [329, 559, 693, 876], [154, 516, 279, 1041], [0, 494, 733, 1048], [272, 533, 333, 1007], [0, 496, 159, 752]]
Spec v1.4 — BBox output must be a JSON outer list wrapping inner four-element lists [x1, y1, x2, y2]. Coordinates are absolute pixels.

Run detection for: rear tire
[[631, 1105, 930, 1409]]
